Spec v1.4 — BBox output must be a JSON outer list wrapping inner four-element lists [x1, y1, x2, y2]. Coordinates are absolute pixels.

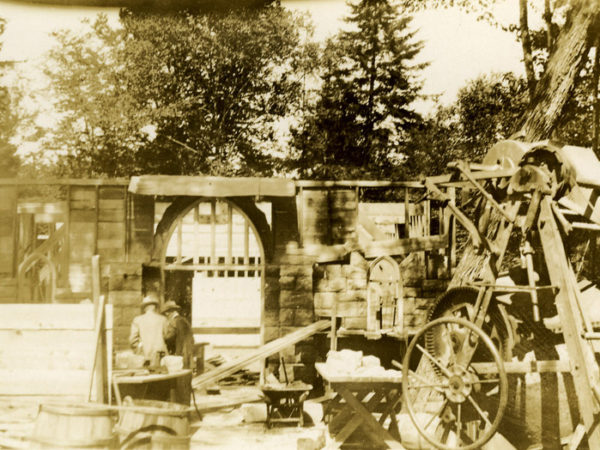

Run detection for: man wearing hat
[[129, 293, 169, 365], [162, 301, 194, 369]]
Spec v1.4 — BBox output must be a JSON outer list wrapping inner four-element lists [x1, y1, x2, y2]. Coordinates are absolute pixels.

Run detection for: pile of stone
[[324, 349, 402, 377]]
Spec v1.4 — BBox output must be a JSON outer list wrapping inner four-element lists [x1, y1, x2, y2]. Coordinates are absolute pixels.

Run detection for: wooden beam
[[295, 180, 424, 188], [129, 175, 296, 197], [537, 196, 600, 448], [471, 360, 570, 374], [426, 168, 516, 187], [0, 178, 129, 186], [192, 320, 330, 389], [364, 234, 448, 258]]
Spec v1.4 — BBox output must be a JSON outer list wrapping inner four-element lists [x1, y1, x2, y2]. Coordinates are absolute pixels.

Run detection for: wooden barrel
[[120, 432, 191, 450], [30, 403, 118, 449], [116, 399, 191, 447]]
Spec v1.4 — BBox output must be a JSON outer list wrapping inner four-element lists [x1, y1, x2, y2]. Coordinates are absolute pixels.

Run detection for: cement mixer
[[402, 140, 600, 449]]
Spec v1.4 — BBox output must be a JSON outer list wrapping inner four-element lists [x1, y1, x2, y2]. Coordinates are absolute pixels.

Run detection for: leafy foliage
[[42, 7, 315, 177], [291, 0, 425, 179], [0, 17, 20, 177], [404, 73, 529, 176]]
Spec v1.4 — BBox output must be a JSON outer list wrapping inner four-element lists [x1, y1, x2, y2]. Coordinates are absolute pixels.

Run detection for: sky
[[0, 0, 524, 104], [0, 0, 526, 157]]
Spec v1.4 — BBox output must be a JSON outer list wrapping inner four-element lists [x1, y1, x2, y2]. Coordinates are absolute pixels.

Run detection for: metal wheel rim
[[402, 316, 508, 450]]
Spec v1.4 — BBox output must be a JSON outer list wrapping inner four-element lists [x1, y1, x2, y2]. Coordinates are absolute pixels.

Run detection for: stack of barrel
[[30, 400, 192, 449]]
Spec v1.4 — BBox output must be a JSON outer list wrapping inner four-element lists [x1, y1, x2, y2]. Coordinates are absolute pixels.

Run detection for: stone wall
[[314, 251, 448, 335], [106, 263, 144, 351]]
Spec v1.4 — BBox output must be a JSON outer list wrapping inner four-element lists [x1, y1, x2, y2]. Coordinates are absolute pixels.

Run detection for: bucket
[[30, 403, 118, 449], [116, 399, 191, 446]]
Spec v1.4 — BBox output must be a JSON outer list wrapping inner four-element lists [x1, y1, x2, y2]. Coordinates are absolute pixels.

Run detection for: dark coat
[[165, 313, 195, 369]]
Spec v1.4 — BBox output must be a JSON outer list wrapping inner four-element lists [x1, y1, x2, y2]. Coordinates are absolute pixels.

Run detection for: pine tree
[[292, 0, 426, 179]]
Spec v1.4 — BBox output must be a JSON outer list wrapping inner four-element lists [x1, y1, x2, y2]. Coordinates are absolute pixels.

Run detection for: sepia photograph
[[0, 0, 600, 448]]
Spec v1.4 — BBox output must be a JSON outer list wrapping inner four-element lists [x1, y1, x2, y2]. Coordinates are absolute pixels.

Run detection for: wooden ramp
[[192, 320, 330, 390]]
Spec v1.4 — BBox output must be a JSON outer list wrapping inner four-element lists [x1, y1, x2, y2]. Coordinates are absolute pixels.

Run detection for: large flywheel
[[402, 317, 508, 450]]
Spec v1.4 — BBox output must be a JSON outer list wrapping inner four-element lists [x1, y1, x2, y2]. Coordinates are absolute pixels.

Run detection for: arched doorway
[[158, 198, 267, 354]]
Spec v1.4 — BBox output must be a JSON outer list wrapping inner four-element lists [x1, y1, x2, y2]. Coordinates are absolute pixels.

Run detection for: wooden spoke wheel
[[402, 317, 508, 450]]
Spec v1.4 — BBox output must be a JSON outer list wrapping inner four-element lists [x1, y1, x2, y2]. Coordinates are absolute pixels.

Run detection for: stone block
[[339, 289, 367, 303], [324, 264, 343, 277], [294, 308, 314, 326], [264, 289, 279, 311], [280, 264, 313, 279], [281, 253, 317, 266], [108, 290, 141, 306], [295, 275, 313, 293], [343, 317, 367, 329], [108, 272, 142, 291], [337, 300, 366, 317], [279, 275, 296, 290], [314, 292, 336, 310], [108, 263, 143, 277], [117, 305, 139, 326], [343, 265, 366, 278], [265, 265, 280, 279], [280, 290, 313, 308], [264, 309, 279, 327], [280, 308, 296, 326], [263, 326, 280, 343], [347, 275, 367, 290]]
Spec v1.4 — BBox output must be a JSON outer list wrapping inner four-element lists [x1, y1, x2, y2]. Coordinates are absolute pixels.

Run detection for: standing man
[[162, 301, 195, 369], [129, 293, 169, 366]]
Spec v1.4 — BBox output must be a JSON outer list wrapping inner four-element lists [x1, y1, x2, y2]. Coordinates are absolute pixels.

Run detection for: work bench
[[315, 363, 405, 449]]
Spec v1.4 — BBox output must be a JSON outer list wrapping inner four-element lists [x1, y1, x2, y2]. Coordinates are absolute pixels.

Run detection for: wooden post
[[330, 297, 338, 352], [537, 196, 600, 447]]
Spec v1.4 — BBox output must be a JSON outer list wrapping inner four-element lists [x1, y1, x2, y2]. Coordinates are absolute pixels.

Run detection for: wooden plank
[[89, 294, 106, 402], [0, 304, 96, 329], [17, 202, 67, 215], [0, 178, 129, 186], [98, 186, 127, 200], [227, 204, 233, 265], [211, 200, 216, 265], [358, 215, 388, 241], [537, 196, 600, 448], [129, 175, 296, 197], [471, 360, 570, 374], [364, 234, 448, 258], [295, 180, 424, 188], [192, 320, 330, 389], [193, 204, 200, 265]]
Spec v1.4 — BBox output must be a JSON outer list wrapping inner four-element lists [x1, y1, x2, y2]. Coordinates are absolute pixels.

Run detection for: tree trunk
[[521, 0, 600, 141], [520, 0, 536, 100], [593, 38, 600, 156], [544, 0, 554, 52]]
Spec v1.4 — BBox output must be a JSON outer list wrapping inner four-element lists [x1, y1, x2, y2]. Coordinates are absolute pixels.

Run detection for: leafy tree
[[43, 15, 148, 177], [42, 7, 315, 177], [0, 17, 20, 177], [291, 0, 425, 179], [405, 73, 529, 176]]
